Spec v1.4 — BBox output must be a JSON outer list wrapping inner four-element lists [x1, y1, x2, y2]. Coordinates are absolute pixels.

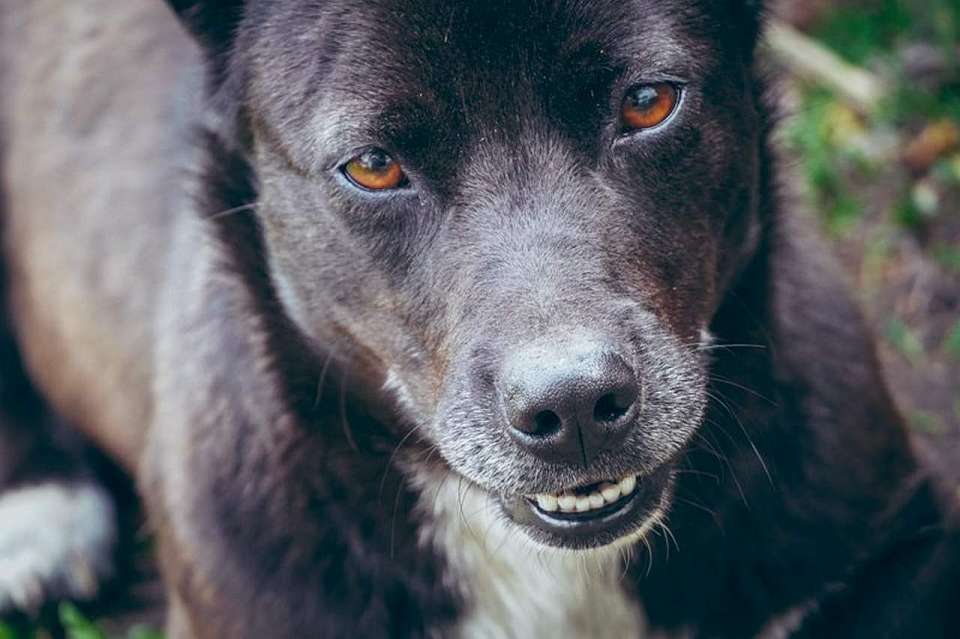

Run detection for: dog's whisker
[[672, 495, 721, 528], [389, 469, 406, 561], [336, 367, 359, 453], [706, 390, 773, 487], [689, 425, 751, 508], [455, 476, 483, 547], [204, 201, 258, 221], [708, 374, 777, 405], [642, 534, 654, 578], [378, 423, 424, 502], [695, 343, 767, 352], [672, 468, 721, 483], [313, 347, 337, 411]]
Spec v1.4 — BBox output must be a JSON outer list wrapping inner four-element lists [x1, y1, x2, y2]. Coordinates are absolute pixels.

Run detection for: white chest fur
[[412, 468, 648, 639]]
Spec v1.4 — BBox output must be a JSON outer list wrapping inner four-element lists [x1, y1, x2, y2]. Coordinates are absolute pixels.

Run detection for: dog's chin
[[498, 464, 674, 551]]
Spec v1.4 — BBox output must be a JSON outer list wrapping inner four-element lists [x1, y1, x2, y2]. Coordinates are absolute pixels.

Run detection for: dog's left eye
[[621, 83, 679, 131], [342, 149, 408, 191]]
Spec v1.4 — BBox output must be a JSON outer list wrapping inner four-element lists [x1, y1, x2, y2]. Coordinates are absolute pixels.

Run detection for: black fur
[[146, 132, 462, 636]]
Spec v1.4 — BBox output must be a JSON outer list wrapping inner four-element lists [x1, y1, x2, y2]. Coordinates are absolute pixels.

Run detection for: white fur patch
[[756, 598, 820, 639], [383, 367, 419, 417], [698, 329, 715, 349], [0, 480, 116, 613], [410, 467, 652, 639]]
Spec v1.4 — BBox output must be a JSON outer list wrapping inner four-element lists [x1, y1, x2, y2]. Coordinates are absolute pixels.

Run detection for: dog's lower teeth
[[532, 474, 638, 514]]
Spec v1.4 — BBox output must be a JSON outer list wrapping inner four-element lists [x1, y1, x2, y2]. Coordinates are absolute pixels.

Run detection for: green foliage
[[789, 0, 960, 239], [58, 604, 163, 639], [811, 0, 913, 64], [945, 319, 960, 359], [879, 85, 960, 128], [928, 0, 960, 52], [0, 623, 23, 639], [885, 317, 925, 365], [908, 409, 947, 435], [812, 0, 960, 66], [784, 89, 871, 235], [60, 603, 107, 639]]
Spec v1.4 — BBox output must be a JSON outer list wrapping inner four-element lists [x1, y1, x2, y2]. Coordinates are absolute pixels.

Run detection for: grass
[[0, 604, 162, 639], [58, 604, 161, 639]]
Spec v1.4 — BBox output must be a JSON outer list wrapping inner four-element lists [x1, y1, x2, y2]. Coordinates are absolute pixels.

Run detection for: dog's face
[[194, 0, 764, 549]]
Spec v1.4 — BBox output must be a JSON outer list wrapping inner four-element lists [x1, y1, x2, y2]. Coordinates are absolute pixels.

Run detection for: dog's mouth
[[525, 473, 640, 520], [500, 464, 672, 549]]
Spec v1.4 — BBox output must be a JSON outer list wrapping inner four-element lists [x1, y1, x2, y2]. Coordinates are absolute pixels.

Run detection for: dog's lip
[[499, 465, 672, 548]]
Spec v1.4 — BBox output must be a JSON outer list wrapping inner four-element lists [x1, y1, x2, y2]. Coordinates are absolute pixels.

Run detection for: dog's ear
[[165, 0, 251, 138], [724, 0, 767, 57], [165, 1, 246, 77]]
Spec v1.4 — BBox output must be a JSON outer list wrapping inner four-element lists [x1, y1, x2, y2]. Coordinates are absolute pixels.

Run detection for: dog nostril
[[500, 339, 640, 465], [532, 410, 562, 436], [593, 392, 632, 424]]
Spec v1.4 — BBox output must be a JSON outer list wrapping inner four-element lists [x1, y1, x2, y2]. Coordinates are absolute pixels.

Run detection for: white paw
[[0, 480, 116, 614]]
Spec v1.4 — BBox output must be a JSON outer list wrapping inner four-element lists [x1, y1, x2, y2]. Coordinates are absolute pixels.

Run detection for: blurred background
[[2, 0, 958, 637], [768, 0, 960, 485]]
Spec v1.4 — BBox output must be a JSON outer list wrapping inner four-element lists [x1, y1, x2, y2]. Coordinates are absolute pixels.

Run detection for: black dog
[[0, 0, 956, 636]]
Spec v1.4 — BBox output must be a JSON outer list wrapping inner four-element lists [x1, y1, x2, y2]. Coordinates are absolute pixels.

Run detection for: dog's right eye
[[621, 83, 680, 132], [342, 149, 408, 191]]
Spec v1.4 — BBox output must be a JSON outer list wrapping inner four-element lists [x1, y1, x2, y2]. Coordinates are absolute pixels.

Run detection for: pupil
[[629, 86, 658, 110], [362, 150, 391, 172]]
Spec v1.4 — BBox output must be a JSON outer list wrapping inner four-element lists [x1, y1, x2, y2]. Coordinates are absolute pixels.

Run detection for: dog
[[0, 0, 957, 636]]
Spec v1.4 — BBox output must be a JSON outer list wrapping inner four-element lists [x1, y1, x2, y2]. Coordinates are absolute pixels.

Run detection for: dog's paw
[[0, 480, 116, 614]]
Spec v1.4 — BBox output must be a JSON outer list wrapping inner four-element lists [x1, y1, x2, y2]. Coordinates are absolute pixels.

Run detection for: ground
[[1, 0, 958, 637]]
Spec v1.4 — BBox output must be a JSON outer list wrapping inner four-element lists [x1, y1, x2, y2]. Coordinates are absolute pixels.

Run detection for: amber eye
[[621, 83, 679, 131], [343, 149, 407, 191]]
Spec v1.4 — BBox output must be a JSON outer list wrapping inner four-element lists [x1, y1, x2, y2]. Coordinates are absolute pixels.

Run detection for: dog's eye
[[621, 83, 679, 131], [342, 149, 407, 191]]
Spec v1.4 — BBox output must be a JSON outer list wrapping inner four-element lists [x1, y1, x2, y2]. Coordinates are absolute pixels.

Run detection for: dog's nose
[[500, 338, 640, 466]]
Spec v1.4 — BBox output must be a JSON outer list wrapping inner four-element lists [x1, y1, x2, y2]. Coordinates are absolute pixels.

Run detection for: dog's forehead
[[325, 0, 714, 90], [245, 0, 721, 160]]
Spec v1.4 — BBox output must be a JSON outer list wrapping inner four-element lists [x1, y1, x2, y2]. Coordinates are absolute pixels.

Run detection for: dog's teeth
[[536, 494, 559, 512], [533, 474, 639, 515], [600, 482, 621, 503], [575, 496, 592, 512], [558, 493, 577, 512]]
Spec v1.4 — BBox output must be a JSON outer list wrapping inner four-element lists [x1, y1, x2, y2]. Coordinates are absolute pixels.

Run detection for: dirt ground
[[832, 167, 960, 494]]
